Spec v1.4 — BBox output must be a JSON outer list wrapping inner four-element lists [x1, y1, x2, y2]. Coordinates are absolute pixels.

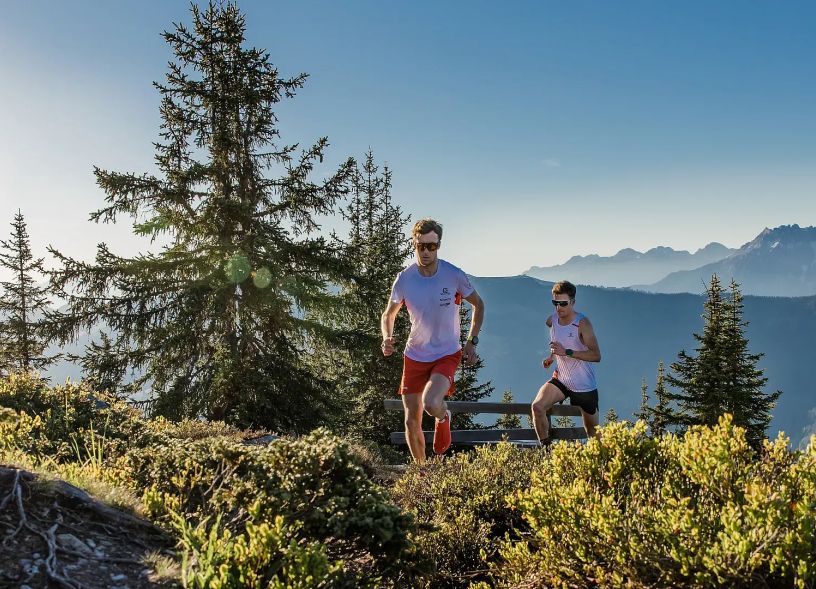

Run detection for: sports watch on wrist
[[467, 335, 479, 346], [565, 348, 574, 357]]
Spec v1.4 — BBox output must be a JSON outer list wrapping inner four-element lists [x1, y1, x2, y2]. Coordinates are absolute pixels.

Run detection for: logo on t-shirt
[[440, 287, 452, 307]]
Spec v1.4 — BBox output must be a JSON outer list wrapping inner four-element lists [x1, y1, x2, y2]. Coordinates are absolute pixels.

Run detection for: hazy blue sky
[[1, 1, 814, 277]]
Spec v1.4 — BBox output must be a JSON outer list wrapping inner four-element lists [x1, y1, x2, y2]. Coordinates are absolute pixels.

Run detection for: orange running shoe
[[433, 410, 452, 455]]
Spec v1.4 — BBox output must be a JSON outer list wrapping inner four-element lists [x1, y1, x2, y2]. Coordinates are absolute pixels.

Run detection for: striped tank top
[[550, 312, 597, 392]]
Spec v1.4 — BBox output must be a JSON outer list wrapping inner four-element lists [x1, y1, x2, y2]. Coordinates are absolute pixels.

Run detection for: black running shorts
[[548, 377, 599, 415]]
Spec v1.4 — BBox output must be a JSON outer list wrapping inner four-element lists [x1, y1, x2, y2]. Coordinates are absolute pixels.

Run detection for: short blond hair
[[412, 218, 443, 241]]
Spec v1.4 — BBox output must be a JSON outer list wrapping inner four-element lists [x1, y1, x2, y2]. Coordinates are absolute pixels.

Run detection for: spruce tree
[[664, 275, 780, 446], [495, 389, 522, 429], [48, 2, 354, 431], [720, 279, 780, 446], [315, 151, 412, 444], [0, 211, 55, 374], [663, 275, 729, 430], [76, 332, 127, 397], [649, 361, 670, 436], [635, 377, 650, 422]]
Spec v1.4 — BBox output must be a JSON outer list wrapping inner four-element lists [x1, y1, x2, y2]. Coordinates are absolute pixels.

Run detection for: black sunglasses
[[551, 299, 572, 307], [415, 242, 440, 252]]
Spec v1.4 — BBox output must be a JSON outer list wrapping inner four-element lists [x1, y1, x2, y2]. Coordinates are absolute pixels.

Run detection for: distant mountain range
[[524, 243, 736, 287], [470, 275, 816, 447], [525, 225, 816, 297], [636, 225, 816, 296]]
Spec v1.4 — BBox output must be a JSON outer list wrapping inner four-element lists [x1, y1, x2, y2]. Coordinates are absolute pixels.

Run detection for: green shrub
[[390, 443, 551, 588], [491, 416, 816, 588], [130, 428, 417, 582], [175, 509, 356, 589], [0, 371, 148, 462], [0, 406, 40, 454]]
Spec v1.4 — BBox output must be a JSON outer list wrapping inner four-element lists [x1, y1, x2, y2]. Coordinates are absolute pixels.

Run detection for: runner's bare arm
[[575, 317, 602, 362], [542, 315, 555, 367], [461, 290, 484, 365], [463, 290, 484, 339], [380, 299, 403, 356]]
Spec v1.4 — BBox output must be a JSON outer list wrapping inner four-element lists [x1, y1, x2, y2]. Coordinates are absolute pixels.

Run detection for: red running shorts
[[399, 350, 462, 396]]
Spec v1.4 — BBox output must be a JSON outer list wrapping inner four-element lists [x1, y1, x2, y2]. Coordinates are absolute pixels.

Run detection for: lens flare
[[224, 254, 251, 284], [253, 266, 272, 289]]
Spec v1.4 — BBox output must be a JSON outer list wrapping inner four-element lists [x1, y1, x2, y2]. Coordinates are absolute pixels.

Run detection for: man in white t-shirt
[[381, 218, 485, 462]]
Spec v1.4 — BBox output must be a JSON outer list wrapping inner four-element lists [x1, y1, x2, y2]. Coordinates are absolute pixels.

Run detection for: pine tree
[[649, 361, 670, 436], [318, 151, 412, 444], [75, 332, 127, 396], [48, 2, 354, 432], [495, 389, 522, 429], [663, 275, 729, 430], [553, 415, 574, 428], [604, 407, 619, 423], [720, 278, 780, 447], [663, 275, 780, 446], [0, 211, 55, 374], [635, 377, 650, 422]]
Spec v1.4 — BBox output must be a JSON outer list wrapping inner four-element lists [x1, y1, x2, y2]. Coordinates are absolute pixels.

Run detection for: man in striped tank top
[[531, 280, 602, 445]]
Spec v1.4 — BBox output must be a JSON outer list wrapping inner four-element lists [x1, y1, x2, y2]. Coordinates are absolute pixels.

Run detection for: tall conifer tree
[[663, 275, 729, 429], [649, 361, 670, 437], [720, 278, 780, 446], [0, 211, 55, 374], [663, 275, 780, 446], [635, 377, 650, 422], [495, 389, 522, 429], [48, 2, 354, 431], [316, 151, 412, 443]]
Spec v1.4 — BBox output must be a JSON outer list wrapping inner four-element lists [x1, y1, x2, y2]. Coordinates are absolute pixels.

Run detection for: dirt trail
[[0, 466, 177, 589]]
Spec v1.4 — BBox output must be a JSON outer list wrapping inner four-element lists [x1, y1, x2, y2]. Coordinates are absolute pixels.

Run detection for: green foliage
[[391, 443, 550, 588], [47, 1, 354, 432], [0, 405, 41, 453], [175, 512, 355, 589], [664, 275, 781, 447], [494, 390, 522, 429], [0, 210, 55, 373], [649, 361, 670, 436], [130, 428, 416, 581], [489, 416, 816, 588], [0, 371, 148, 462], [312, 150, 412, 445]]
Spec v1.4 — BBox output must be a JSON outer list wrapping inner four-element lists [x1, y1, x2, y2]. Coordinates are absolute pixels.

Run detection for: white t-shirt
[[390, 260, 475, 362]]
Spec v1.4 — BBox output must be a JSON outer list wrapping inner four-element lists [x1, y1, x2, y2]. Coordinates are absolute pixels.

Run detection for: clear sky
[[1, 1, 814, 277]]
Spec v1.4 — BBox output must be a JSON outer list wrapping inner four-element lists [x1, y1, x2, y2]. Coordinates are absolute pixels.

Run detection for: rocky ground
[[0, 466, 178, 589]]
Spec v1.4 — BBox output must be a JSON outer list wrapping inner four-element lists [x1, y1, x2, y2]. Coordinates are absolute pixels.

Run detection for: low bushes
[[391, 443, 550, 588], [491, 416, 816, 588], [132, 429, 417, 581], [5, 371, 816, 588], [0, 371, 148, 462]]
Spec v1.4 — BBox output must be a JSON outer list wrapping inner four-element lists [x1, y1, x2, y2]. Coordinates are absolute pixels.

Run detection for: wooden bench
[[383, 399, 586, 446]]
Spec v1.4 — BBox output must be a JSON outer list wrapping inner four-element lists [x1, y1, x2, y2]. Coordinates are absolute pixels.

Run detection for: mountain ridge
[[525, 242, 736, 287], [638, 225, 816, 296]]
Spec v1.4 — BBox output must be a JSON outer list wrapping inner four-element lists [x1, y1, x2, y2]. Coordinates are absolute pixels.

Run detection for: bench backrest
[[383, 399, 587, 445]]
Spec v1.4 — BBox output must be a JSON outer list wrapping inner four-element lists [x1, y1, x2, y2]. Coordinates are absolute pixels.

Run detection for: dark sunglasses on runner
[[551, 299, 571, 307], [415, 242, 440, 252]]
